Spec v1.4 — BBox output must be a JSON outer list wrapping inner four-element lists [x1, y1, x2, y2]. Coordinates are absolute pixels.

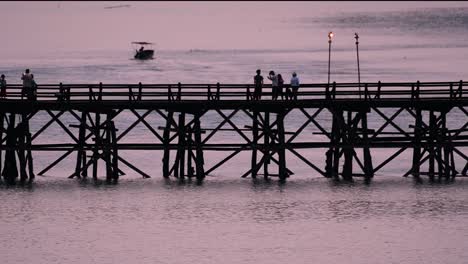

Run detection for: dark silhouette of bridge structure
[[0, 80, 467, 185]]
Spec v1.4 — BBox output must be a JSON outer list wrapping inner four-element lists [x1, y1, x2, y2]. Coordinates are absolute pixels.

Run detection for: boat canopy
[[131, 42, 154, 45]]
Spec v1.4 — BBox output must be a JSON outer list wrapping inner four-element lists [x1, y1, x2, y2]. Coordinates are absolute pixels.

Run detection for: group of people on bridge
[[0, 69, 37, 100], [253, 69, 300, 101], [0, 68, 301, 101]]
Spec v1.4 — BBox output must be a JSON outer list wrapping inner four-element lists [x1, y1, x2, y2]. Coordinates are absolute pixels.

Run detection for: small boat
[[132, 41, 155, 60]]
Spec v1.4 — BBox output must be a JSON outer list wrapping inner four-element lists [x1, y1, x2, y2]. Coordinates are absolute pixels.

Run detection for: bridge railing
[[0, 80, 466, 102]]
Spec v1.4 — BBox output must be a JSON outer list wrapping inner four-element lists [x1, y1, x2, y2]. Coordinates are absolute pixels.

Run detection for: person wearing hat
[[290, 72, 300, 100]]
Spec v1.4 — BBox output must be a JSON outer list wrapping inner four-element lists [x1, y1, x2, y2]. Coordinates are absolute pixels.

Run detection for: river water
[[1, 2, 468, 264]]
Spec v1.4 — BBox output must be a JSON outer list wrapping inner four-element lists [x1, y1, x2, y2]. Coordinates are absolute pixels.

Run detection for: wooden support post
[[110, 121, 119, 181], [99, 82, 103, 101], [362, 111, 373, 181], [3, 114, 18, 184], [428, 111, 436, 181], [23, 115, 34, 183], [93, 112, 101, 180], [412, 108, 422, 181], [162, 111, 173, 178], [194, 114, 205, 181], [251, 111, 258, 179], [277, 112, 287, 182], [177, 82, 182, 101], [105, 113, 113, 182], [342, 111, 353, 181], [263, 112, 270, 179], [332, 109, 342, 180], [26, 131, 34, 183], [177, 113, 186, 179], [75, 111, 87, 178], [18, 114, 28, 183], [0, 112, 3, 179], [138, 82, 142, 101], [187, 124, 193, 179], [442, 112, 451, 180]]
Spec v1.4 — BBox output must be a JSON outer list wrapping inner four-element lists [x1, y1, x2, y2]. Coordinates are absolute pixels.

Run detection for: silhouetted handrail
[[0, 81, 465, 102]]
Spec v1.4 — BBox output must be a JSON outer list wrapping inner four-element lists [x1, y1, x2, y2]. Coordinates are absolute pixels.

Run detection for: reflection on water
[[1, 177, 468, 264]]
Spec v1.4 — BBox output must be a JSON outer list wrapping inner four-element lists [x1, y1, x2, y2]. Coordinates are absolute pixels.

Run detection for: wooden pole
[[18, 114, 28, 183], [277, 112, 286, 182], [162, 111, 173, 178], [342, 111, 353, 181], [93, 112, 101, 180], [110, 121, 119, 181], [332, 109, 341, 180], [187, 122, 193, 179], [177, 113, 186, 179], [412, 108, 422, 182], [428, 110, 435, 181], [105, 113, 112, 182], [194, 114, 205, 181], [25, 116, 34, 183], [251, 111, 258, 179], [362, 111, 373, 182], [75, 111, 87, 178], [263, 112, 270, 179], [3, 114, 18, 184], [0, 112, 4, 179]]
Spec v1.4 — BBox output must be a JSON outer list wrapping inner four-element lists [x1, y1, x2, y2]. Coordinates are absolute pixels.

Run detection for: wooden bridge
[[0, 80, 467, 184]]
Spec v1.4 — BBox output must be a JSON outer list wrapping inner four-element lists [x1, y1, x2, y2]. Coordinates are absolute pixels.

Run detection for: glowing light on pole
[[328, 31, 334, 87], [355, 33, 361, 99]]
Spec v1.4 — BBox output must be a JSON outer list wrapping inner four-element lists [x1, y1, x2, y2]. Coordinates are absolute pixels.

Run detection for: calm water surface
[[1, 2, 468, 264], [1, 177, 468, 264]]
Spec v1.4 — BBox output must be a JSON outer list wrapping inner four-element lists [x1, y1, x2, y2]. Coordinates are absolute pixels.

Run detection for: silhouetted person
[[268, 70, 278, 100], [253, 69, 263, 100], [139, 46, 144, 52], [0, 74, 6, 99], [277, 74, 284, 100], [290, 72, 300, 100], [21, 69, 33, 100], [31, 74, 37, 101]]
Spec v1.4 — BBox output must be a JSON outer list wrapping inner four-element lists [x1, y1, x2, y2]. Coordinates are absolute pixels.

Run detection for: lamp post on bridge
[[328, 31, 334, 87], [355, 32, 361, 99]]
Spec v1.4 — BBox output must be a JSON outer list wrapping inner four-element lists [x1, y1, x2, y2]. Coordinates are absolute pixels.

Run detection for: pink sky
[[2, 1, 468, 54]]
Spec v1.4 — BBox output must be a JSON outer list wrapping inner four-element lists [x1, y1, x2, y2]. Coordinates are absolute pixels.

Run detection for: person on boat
[[21, 69, 34, 100], [290, 72, 300, 100], [139, 46, 144, 52], [253, 69, 263, 100], [0, 74, 6, 99], [267, 70, 278, 100]]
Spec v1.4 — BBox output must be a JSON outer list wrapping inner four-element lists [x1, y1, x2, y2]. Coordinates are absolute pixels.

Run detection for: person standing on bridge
[[21, 69, 34, 100], [290, 72, 300, 100], [253, 69, 264, 100], [277, 74, 284, 100], [0, 74, 7, 99], [268, 70, 278, 100], [30, 74, 38, 101]]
